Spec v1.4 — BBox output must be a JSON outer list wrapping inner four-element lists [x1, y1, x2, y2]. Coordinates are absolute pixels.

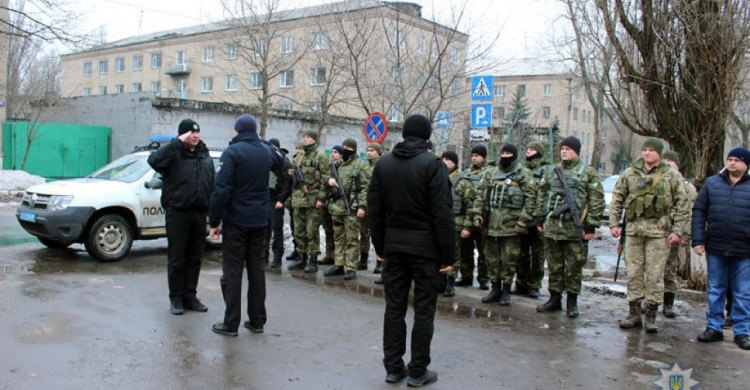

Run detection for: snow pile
[[0, 170, 46, 191]]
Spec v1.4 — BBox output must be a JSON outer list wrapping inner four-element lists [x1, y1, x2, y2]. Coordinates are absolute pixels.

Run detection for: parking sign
[[471, 104, 492, 128]]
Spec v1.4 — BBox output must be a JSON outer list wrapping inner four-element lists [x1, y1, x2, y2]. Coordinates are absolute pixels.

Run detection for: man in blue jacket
[[208, 114, 284, 337], [692, 146, 750, 350]]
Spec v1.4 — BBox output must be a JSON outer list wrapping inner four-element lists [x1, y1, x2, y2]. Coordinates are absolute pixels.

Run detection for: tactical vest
[[487, 166, 525, 210], [450, 172, 468, 215], [623, 166, 668, 221], [546, 163, 586, 218], [465, 166, 485, 189], [296, 151, 324, 191], [338, 159, 364, 208]]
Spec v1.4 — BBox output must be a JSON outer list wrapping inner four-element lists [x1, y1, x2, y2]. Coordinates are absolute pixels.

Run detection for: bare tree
[[0, 0, 88, 46]]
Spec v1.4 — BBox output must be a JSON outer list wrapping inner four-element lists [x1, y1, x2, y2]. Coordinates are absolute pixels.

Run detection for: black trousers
[[266, 192, 285, 258], [382, 253, 442, 378], [221, 222, 267, 332], [165, 210, 206, 299]]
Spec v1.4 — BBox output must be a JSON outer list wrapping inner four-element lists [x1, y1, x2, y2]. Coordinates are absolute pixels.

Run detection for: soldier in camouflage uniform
[[441, 151, 475, 297], [535, 137, 604, 318], [660, 150, 698, 318], [515, 142, 550, 298], [323, 139, 371, 280], [458, 145, 493, 290], [474, 144, 536, 306], [360, 143, 382, 272], [285, 142, 305, 262], [288, 130, 331, 273], [610, 137, 690, 333]]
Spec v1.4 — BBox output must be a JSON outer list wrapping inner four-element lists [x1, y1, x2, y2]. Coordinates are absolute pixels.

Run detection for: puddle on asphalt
[[0, 237, 39, 246]]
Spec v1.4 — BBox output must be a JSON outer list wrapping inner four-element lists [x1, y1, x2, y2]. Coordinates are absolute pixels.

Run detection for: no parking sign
[[363, 112, 388, 144]]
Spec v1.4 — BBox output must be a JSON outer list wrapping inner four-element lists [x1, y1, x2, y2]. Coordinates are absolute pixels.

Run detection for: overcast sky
[[73, 0, 564, 58]]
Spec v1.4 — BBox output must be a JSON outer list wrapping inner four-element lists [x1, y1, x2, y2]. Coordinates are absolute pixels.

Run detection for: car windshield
[[602, 176, 619, 192], [88, 154, 151, 183]]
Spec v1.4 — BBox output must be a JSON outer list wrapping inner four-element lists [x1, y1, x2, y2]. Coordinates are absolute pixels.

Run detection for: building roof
[[483, 58, 575, 78]]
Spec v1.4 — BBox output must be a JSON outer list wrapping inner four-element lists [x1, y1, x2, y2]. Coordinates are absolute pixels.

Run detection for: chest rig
[[624, 166, 667, 221], [546, 163, 586, 219], [296, 151, 323, 191], [487, 166, 524, 211], [450, 172, 468, 215]]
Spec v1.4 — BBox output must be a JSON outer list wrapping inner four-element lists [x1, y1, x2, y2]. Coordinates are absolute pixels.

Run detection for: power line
[[97, 0, 207, 23]]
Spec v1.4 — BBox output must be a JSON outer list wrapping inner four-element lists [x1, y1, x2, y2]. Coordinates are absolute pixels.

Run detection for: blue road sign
[[363, 112, 388, 143], [436, 112, 451, 128], [471, 75, 493, 101], [471, 104, 492, 128]]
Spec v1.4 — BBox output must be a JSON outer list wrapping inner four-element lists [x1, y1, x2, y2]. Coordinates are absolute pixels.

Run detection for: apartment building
[[60, 0, 467, 134]]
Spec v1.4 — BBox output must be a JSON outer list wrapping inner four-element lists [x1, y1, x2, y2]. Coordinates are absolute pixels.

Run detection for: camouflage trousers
[[484, 235, 520, 284], [664, 244, 681, 294], [447, 230, 463, 278], [459, 228, 488, 283], [292, 206, 322, 255], [321, 207, 335, 258], [516, 227, 545, 290], [332, 215, 361, 270], [359, 217, 371, 253], [625, 235, 670, 304], [544, 238, 588, 294]]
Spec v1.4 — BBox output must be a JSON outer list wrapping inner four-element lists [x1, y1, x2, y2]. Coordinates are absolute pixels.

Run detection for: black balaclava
[[499, 144, 518, 169]]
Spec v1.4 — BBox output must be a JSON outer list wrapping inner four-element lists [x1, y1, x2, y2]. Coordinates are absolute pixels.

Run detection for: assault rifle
[[614, 213, 626, 282], [294, 164, 311, 204], [553, 166, 585, 251], [330, 161, 354, 227]]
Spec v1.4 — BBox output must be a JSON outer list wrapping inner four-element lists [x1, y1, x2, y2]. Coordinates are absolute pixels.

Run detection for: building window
[[151, 53, 161, 68], [132, 82, 142, 92], [391, 28, 405, 48], [133, 55, 143, 71], [279, 69, 294, 88], [82, 87, 91, 96], [175, 80, 186, 95], [98, 86, 107, 95], [225, 75, 238, 91], [602, 114, 608, 124], [203, 46, 214, 62], [495, 84, 505, 97], [310, 102, 322, 112], [114, 57, 124, 72], [572, 130, 578, 138], [573, 108, 579, 120], [280, 102, 293, 111], [448, 79, 460, 96], [387, 103, 404, 123], [493, 106, 505, 119], [390, 66, 404, 86], [431, 38, 439, 58], [83, 62, 92, 76], [114, 84, 124, 93], [176, 50, 186, 65], [588, 111, 592, 123], [450, 47, 459, 64], [226, 43, 238, 59], [543, 84, 551, 96], [542, 106, 551, 119], [309, 67, 326, 86], [417, 35, 425, 55], [151, 81, 161, 93], [311, 32, 327, 51], [98, 60, 108, 74], [518, 84, 526, 97], [253, 39, 267, 57], [250, 72, 264, 89], [417, 72, 426, 88], [281, 36, 295, 54], [201, 76, 213, 92]]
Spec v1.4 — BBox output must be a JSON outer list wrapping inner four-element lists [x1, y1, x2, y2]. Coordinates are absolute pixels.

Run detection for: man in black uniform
[[267, 138, 293, 268], [208, 114, 283, 336], [148, 119, 215, 315], [368, 114, 454, 387]]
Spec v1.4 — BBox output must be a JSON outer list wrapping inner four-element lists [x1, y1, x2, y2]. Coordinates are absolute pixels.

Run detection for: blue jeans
[[706, 253, 750, 336]]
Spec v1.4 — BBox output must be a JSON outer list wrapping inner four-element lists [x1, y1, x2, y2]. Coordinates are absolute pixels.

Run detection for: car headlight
[[47, 195, 74, 211]]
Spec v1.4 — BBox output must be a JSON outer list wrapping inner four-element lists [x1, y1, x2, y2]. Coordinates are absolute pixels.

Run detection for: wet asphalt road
[[0, 208, 747, 389]]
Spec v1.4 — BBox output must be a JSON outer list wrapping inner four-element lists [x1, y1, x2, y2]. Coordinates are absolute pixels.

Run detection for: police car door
[[139, 170, 166, 237]]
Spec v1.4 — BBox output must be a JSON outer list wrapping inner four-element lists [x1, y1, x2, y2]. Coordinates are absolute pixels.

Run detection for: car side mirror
[[145, 178, 163, 190]]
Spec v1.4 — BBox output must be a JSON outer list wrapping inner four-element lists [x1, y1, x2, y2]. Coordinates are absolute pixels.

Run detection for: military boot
[[287, 254, 308, 270], [619, 300, 643, 329], [357, 252, 368, 271], [536, 291, 563, 312], [663, 292, 676, 318], [566, 293, 579, 318], [443, 277, 456, 297], [319, 254, 335, 265], [481, 282, 502, 303], [645, 303, 659, 333], [455, 276, 473, 287], [499, 283, 512, 306], [304, 254, 319, 273], [270, 252, 282, 268], [286, 250, 300, 261]]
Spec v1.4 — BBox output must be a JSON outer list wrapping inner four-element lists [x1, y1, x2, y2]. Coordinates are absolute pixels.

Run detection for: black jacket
[[208, 132, 284, 229], [367, 137, 455, 265], [271, 152, 293, 204], [147, 138, 214, 212], [692, 170, 750, 258]]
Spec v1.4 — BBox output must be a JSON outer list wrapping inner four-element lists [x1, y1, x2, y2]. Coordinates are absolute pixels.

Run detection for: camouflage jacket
[[291, 145, 330, 208], [525, 157, 551, 185], [366, 157, 379, 174], [326, 155, 370, 216], [609, 158, 690, 238], [463, 160, 495, 190], [449, 168, 476, 231], [473, 160, 536, 237], [535, 157, 604, 241]]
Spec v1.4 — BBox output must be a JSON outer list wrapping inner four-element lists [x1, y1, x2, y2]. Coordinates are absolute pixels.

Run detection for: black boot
[[455, 276, 473, 287], [304, 254, 319, 273], [286, 250, 300, 261], [663, 292, 676, 318], [344, 270, 356, 280], [357, 252, 368, 271], [481, 282, 502, 303], [566, 293, 579, 318], [512, 284, 529, 295], [324, 265, 345, 277], [444, 277, 456, 297], [499, 283, 512, 306], [270, 252, 282, 268], [374, 263, 384, 274], [478, 280, 489, 290], [536, 291, 563, 312], [287, 254, 308, 270]]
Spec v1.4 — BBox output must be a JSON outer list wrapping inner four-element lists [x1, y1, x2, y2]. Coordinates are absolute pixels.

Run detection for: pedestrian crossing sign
[[471, 75, 493, 101]]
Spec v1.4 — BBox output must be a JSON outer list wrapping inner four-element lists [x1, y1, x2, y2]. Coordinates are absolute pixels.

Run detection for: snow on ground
[[0, 170, 46, 207]]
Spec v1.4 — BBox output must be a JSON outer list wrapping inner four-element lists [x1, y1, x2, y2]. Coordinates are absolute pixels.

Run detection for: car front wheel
[[85, 214, 133, 262]]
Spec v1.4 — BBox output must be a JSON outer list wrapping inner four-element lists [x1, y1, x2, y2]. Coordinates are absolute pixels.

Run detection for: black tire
[[84, 214, 133, 262], [37, 237, 71, 249]]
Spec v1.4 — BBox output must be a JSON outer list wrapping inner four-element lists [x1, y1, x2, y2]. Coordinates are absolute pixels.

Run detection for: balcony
[[165, 63, 191, 76]]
